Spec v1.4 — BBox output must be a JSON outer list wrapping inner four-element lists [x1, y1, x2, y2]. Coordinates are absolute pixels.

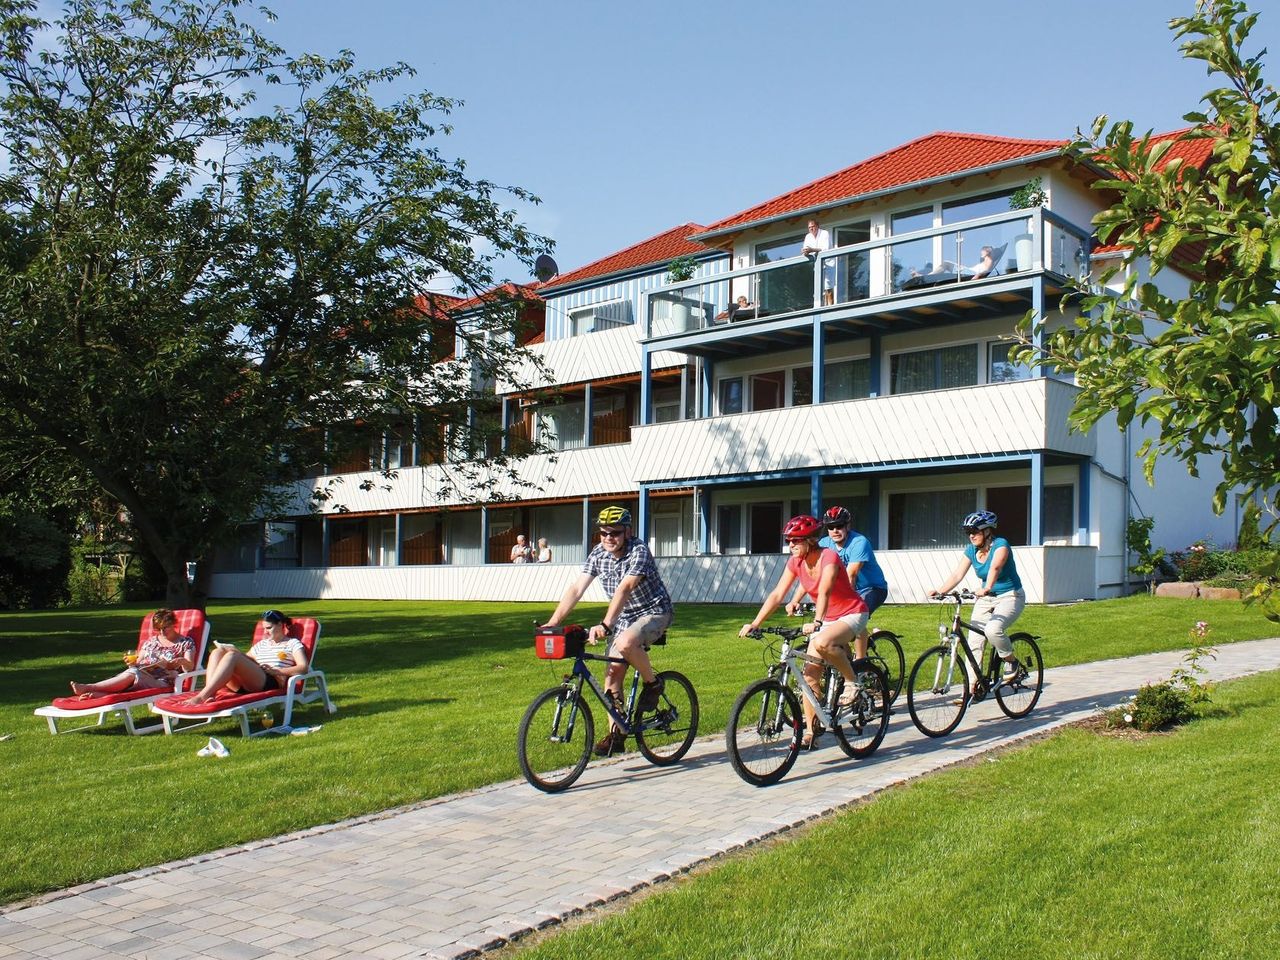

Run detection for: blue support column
[[319, 518, 329, 569], [867, 476, 881, 546], [1078, 460, 1092, 543], [393, 513, 402, 566], [812, 317, 825, 403], [700, 357, 713, 418], [1031, 281, 1046, 377], [582, 498, 592, 557], [639, 347, 653, 425], [638, 486, 650, 543], [810, 473, 823, 518], [480, 506, 491, 565], [698, 486, 711, 554], [1030, 453, 1044, 546], [868, 333, 882, 397]]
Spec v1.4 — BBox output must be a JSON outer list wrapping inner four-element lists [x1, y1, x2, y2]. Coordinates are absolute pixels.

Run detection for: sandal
[[801, 721, 825, 751]]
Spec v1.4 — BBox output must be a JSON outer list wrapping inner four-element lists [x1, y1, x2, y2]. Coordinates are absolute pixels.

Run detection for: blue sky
[[264, 0, 1278, 283]]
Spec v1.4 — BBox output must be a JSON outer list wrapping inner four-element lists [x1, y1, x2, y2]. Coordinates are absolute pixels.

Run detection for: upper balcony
[[644, 207, 1090, 352]]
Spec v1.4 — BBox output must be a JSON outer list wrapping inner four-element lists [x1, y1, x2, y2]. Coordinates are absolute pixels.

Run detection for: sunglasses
[[963, 527, 984, 535], [825, 522, 848, 530], [262, 609, 285, 623], [785, 537, 809, 545], [598, 528, 625, 538]]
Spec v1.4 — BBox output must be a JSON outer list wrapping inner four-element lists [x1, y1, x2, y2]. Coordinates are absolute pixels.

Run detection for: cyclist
[[542, 505, 673, 757], [740, 515, 868, 749], [786, 505, 888, 662], [929, 510, 1025, 691]]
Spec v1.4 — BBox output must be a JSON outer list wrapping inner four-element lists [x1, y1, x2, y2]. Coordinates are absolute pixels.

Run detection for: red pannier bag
[[534, 624, 587, 660]]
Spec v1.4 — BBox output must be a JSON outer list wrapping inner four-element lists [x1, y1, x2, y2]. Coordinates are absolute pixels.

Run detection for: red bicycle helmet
[[782, 515, 822, 539]]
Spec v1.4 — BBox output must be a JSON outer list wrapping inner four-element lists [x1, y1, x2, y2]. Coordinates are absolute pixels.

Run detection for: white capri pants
[[968, 589, 1026, 664]]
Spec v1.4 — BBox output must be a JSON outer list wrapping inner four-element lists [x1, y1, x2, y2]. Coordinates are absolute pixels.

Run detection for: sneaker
[[197, 737, 229, 758], [637, 677, 665, 712], [593, 730, 626, 757]]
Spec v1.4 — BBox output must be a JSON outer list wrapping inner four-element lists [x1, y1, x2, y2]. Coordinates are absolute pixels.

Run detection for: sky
[[260, 0, 1278, 284]]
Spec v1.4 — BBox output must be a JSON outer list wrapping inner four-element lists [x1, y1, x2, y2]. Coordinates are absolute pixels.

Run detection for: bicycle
[[726, 625, 889, 787], [795, 600, 904, 705], [906, 590, 1044, 737], [517, 625, 699, 792]]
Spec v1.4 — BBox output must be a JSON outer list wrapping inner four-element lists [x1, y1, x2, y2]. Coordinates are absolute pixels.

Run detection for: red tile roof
[[540, 222, 712, 291], [449, 282, 544, 313], [412, 291, 465, 320], [698, 132, 1068, 238]]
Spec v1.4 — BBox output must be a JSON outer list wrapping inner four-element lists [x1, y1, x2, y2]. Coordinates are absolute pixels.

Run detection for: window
[[941, 190, 1016, 224], [834, 220, 872, 303], [717, 504, 743, 554], [890, 344, 978, 394], [653, 384, 683, 423], [825, 358, 871, 401], [539, 400, 585, 450], [262, 522, 300, 569], [989, 341, 1032, 383], [749, 502, 785, 553], [754, 233, 810, 315], [792, 366, 813, 406], [1044, 485, 1075, 539], [718, 377, 743, 415], [888, 490, 977, 549], [750, 371, 786, 411]]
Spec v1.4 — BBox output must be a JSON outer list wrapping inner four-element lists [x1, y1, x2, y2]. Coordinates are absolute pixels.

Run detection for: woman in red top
[[740, 515, 869, 748]]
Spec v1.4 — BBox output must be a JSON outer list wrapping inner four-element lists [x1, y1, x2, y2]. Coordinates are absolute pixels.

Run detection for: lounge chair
[[35, 609, 211, 735], [150, 617, 335, 737]]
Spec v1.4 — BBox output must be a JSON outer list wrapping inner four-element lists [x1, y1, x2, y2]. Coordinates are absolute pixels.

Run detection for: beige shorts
[[610, 612, 673, 652]]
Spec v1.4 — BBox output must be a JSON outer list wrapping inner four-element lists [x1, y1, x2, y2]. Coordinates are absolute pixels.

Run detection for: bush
[[1128, 682, 1194, 731]]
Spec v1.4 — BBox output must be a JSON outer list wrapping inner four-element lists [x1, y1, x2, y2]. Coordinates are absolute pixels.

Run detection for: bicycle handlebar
[[928, 590, 976, 602], [747, 625, 806, 641]]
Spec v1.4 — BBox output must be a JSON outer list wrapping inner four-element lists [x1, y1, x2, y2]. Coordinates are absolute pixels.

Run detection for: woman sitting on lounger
[[187, 609, 309, 704], [70, 608, 196, 697]]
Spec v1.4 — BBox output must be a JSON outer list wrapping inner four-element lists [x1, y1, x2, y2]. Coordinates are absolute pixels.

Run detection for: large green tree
[[0, 0, 550, 606], [1022, 0, 1280, 614]]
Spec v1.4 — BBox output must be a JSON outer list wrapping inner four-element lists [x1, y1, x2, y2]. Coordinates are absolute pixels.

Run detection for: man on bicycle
[[542, 506, 673, 757], [787, 506, 888, 662]]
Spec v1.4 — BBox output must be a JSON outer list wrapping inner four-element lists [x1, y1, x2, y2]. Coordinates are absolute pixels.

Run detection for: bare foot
[[70, 682, 88, 695], [187, 692, 210, 705]]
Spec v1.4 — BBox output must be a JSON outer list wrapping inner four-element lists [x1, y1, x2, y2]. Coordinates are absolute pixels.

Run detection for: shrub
[[1128, 682, 1194, 731], [1105, 621, 1214, 732]]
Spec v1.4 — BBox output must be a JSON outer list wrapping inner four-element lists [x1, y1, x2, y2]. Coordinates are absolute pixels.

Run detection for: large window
[[1045, 485, 1075, 539], [750, 371, 786, 411], [825, 358, 871, 401], [718, 377, 743, 415], [888, 489, 977, 549], [941, 190, 1016, 224], [754, 233, 810, 314], [834, 220, 872, 302], [717, 504, 743, 554], [890, 344, 978, 394]]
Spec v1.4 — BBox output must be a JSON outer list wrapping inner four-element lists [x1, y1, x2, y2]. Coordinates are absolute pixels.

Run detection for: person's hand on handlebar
[[784, 600, 802, 617], [739, 623, 759, 639]]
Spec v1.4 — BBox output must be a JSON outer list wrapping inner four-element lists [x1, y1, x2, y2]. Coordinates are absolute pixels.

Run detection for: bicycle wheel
[[995, 634, 1044, 719], [867, 630, 905, 706], [907, 644, 969, 737], [834, 662, 889, 759], [726, 678, 802, 787], [636, 670, 699, 766], [517, 686, 594, 793]]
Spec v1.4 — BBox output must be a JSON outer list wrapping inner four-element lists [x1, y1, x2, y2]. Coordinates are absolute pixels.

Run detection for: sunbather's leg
[[188, 650, 269, 703], [71, 669, 139, 696]]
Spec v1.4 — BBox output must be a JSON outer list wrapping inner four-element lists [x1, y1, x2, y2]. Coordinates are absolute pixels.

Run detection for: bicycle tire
[[868, 629, 905, 706], [834, 661, 890, 759], [994, 634, 1044, 719], [517, 685, 594, 792], [726, 678, 802, 787], [907, 643, 969, 737], [636, 670, 699, 766]]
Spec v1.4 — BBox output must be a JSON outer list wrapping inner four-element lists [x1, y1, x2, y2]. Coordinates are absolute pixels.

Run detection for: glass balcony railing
[[645, 208, 1092, 337]]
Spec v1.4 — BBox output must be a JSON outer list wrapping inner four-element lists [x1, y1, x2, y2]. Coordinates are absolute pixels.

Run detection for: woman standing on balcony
[[740, 515, 868, 750], [929, 510, 1025, 694]]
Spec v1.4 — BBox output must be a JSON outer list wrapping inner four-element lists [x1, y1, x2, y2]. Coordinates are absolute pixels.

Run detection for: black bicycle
[[795, 600, 904, 705], [517, 626, 699, 792], [726, 625, 889, 787], [906, 590, 1044, 737]]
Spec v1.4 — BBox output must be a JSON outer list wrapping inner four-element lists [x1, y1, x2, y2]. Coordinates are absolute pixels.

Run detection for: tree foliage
[[1020, 0, 1280, 616], [0, 0, 551, 606]]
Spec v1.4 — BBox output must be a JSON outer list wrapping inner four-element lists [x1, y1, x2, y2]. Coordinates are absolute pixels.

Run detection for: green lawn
[[0, 595, 1273, 906], [510, 668, 1280, 960]]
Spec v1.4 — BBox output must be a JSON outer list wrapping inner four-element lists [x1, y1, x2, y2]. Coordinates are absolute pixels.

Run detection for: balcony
[[630, 378, 1092, 485], [645, 207, 1090, 341]]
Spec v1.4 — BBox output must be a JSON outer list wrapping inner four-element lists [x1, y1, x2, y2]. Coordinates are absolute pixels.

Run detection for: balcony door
[[749, 502, 784, 554]]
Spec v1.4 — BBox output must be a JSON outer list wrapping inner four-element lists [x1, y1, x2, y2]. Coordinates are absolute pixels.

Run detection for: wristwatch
[[598, 622, 614, 635]]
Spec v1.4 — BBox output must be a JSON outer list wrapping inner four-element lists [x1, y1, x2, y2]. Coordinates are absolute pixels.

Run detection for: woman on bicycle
[[930, 510, 1025, 690], [740, 515, 868, 749]]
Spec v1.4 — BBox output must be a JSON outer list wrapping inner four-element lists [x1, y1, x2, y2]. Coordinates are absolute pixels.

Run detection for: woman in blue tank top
[[929, 510, 1026, 693]]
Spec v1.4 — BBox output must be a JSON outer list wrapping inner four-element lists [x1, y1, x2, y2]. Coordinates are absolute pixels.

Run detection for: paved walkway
[[5, 638, 1280, 960]]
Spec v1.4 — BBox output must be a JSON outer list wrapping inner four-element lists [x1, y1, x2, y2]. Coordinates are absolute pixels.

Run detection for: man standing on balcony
[[801, 218, 835, 304], [541, 505, 673, 757]]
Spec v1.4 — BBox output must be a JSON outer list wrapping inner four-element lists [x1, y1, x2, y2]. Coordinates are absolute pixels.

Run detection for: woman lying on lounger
[[187, 609, 310, 704], [70, 608, 196, 697]]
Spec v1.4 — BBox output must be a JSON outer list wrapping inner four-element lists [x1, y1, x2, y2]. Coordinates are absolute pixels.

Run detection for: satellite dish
[[533, 253, 559, 282]]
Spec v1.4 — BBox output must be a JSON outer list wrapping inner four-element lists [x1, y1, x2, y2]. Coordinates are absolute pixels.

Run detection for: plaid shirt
[[582, 536, 672, 628]]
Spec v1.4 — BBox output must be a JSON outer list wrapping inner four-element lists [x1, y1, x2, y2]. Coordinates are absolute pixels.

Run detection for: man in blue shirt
[[787, 506, 888, 660]]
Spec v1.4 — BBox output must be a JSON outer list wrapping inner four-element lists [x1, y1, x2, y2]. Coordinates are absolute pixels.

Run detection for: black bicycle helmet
[[823, 506, 852, 527]]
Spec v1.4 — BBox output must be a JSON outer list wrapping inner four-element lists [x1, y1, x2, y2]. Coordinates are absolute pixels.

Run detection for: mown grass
[[0, 595, 1273, 906], [510, 669, 1280, 960]]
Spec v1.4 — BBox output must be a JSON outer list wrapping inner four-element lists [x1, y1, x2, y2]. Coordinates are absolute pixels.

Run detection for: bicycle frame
[[767, 631, 842, 729], [550, 651, 650, 739], [928, 593, 1005, 699]]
